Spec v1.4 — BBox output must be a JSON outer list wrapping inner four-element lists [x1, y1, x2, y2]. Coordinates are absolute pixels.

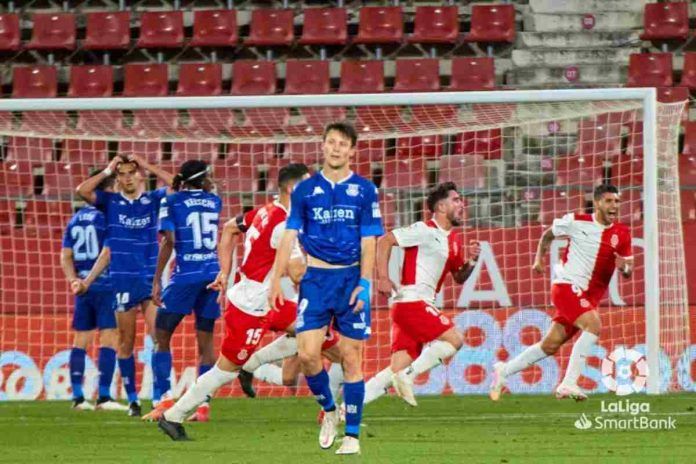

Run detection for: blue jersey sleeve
[[286, 181, 307, 231], [149, 187, 168, 203], [158, 196, 175, 232], [360, 183, 384, 237], [94, 190, 113, 212]]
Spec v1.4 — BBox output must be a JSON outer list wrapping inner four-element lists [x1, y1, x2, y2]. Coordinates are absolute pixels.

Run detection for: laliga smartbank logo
[[573, 347, 676, 431]]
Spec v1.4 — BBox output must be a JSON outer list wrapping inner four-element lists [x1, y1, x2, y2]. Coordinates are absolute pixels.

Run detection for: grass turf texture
[[1, 394, 695, 463]]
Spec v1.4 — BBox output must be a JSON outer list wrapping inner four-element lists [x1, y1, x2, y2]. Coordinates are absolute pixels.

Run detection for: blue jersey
[[62, 206, 110, 292], [158, 189, 222, 284], [95, 188, 167, 280], [286, 171, 384, 265]]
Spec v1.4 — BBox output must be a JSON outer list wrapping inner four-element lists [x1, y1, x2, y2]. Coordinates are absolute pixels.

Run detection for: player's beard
[[448, 212, 463, 227]]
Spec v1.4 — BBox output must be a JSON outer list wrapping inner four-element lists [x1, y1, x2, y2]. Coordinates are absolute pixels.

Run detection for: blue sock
[[306, 369, 335, 412], [97, 347, 116, 398], [152, 351, 172, 402], [343, 380, 365, 438], [199, 364, 212, 377], [118, 355, 138, 403], [69, 348, 86, 400]]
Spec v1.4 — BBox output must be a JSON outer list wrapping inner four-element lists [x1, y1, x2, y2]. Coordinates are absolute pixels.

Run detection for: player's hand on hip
[[532, 258, 544, 275], [468, 240, 481, 262], [268, 278, 284, 312], [376, 277, 396, 299], [151, 281, 163, 307], [350, 278, 372, 314]]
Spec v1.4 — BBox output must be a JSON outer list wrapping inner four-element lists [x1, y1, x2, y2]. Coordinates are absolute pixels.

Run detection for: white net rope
[[0, 98, 690, 400]]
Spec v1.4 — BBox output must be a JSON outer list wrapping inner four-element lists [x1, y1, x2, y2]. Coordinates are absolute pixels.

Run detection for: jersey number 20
[[71, 225, 99, 260]]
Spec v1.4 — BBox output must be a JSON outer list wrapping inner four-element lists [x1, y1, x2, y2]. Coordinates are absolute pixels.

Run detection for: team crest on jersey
[[238, 349, 248, 360], [610, 234, 619, 248], [440, 315, 450, 325], [346, 184, 360, 197], [580, 298, 591, 308], [140, 196, 151, 205]]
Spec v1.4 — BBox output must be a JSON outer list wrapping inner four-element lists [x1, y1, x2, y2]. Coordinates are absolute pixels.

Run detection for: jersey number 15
[[186, 212, 219, 250]]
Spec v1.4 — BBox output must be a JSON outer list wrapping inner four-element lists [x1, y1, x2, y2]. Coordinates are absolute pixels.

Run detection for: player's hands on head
[[126, 153, 145, 167], [151, 281, 163, 307], [350, 278, 371, 314], [532, 257, 545, 274], [268, 278, 284, 312], [106, 156, 121, 172], [376, 276, 396, 299], [468, 240, 481, 262]]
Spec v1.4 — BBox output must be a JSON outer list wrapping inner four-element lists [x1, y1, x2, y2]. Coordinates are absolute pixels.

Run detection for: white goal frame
[[0, 87, 663, 394]]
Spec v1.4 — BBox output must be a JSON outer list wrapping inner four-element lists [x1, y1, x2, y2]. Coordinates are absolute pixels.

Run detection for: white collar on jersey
[[320, 170, 354, 187], [119, 192, 144, 204], [592, 213, 613, 229], [430, 217, 452, 235]]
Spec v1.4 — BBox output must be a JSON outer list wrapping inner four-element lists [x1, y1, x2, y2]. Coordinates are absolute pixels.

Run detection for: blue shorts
[[111, 276, 153, 312], [296, 266, 370, 341], [160, 280, 220, 320], [73, 290, 117, 331]]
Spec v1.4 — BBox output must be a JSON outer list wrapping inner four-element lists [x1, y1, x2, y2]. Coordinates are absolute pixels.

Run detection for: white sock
[[242, 335, 298, 372], [561, 331, 598, 387], [405, 341, 458, 380], [253, 364, 283, 385], [164, 366, 238, 423], [364, 368, 393, 404], [328, 362, 344, 401], [502, 342, 548, 377]]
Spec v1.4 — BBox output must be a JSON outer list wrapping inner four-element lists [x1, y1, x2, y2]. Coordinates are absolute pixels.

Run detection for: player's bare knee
[[298, 350, 321, 373], [282, 373, 298, 386], [540, 339, 560, 355], [98, 329, 118, 349], [442, 329, 463, 350]]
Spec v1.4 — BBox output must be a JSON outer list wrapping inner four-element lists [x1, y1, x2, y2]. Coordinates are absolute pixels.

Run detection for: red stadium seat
[[118, 141, 162, 163], [0, 14, 20, 51], [42, 162, 89, 198], [438, 155, 486, 190], [0, 161, 35, 197], [299, 107, 347, 135], [354, 7, 403, 44], [408, 6, 459, 44], [450, 57, 495, 91], [171, 142, 220, 163], [618, 189, 643, 225], [382, 158, 427, 189], [453, 129, 502, 159], [177, 63, 222, 96], [658, 86, 689, 103], [68, 65, 114, 97], [284, 60, 330, 94], [555, 155, 604, 188], [465, 5, 516, 44], [76, 110, 123, 135], [245, 9, 294, 47], [683, 121, 696, 157], [191, 9, 238, 47], [186, 108, 234, 137], [681, 190, 696, 222], [355, 106, 403, 133], [233, 108, 289, 137], [7, 138, 54, 162], [123, 63, 169, 96], [83, 12, 131, 50], [132, 110, 178, 134], [626, 120, 644, 158], [393, 59, 440, 92], [410, 105, 459, 130], [62, 140, 108, 166], [536, 189, 586, 225], [27, 12, 76, 50], [575, 113, 627, 158], [0, 199, 17, 232], [396, 135, 443, 159], [611, 155, 643, 187], [338, 60, 384, 93], [12, 65, 57, 98], [627, 52, 673, 87], [679, 52, 696, 91], [23, 199, 73, 232], [680, 154, 696, 187], [299, 8, 348, 46], [212, 160, 258, 192], [640, 2, 689, 41], [281, 142, 323, 165], [137, 11, 184, 48], [357, 139, 387, 162], [226, 143, 277, 164], [231, 61, 277, 95]]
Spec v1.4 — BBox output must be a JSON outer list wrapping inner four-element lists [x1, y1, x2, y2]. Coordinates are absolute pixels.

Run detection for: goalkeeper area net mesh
[[0, 92, 692, 400]]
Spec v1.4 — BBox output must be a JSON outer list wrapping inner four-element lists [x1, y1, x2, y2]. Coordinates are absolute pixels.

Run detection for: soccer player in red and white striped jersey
[[490, 184, 633, 401], [366, 182, 480, 406]]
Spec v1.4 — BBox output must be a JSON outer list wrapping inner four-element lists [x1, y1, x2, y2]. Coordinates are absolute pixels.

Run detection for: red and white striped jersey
[[391, 219, 465, 304], [227, 201, 302, 316], [552, 213, 632, 305]]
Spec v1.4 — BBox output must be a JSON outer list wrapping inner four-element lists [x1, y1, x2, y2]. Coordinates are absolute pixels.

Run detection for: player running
[[489, 184, 633, 401], [76, 154, 173, 416], [61, 174, 126, 411], [268, 122, 383, 455], [143, 160, 222, 422], [157, 163, 311, 440], [366, 182, 479, 407]]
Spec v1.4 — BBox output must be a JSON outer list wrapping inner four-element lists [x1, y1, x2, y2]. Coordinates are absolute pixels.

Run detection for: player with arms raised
[[157, 163, 311, 440], [61, 174, 126, 411], [144, 160, 221, 422], [269, 122, 383, 455], [366, 182, 479, 406], [490, 184, 633, 401], [76, 154, 173, 416]]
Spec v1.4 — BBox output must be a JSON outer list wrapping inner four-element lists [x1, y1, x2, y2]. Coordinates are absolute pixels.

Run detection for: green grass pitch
[[2, 394, 696, 463]]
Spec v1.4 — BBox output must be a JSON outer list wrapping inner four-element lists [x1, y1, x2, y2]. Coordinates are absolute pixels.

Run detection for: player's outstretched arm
[[152, 231, 175, 307], [76, 157, 120, 204], [268, 229, 299, 310], [80, 246, 111, 294], [375, 232, 398, 298], [349, 236, 377, 313], [452, 240, 481, 284], [533, 227, 555, 274], [60, 248, 83, 295], [127, 153, 175, 187]]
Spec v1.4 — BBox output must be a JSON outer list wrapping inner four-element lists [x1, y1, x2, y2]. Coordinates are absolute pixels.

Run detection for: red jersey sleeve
[[447, 232, 465, 273], [616, 226, 633, 258]]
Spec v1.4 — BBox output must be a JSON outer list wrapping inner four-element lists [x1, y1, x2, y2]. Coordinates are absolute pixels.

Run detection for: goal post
[[0, 88, 689, 400]]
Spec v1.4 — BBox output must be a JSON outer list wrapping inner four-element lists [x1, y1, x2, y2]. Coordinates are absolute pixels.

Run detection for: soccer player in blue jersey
[[142, 160, 221, 423], [269, 122, 383, 455], [61, 174, 127, 411], [76, 154, 173, 417]]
